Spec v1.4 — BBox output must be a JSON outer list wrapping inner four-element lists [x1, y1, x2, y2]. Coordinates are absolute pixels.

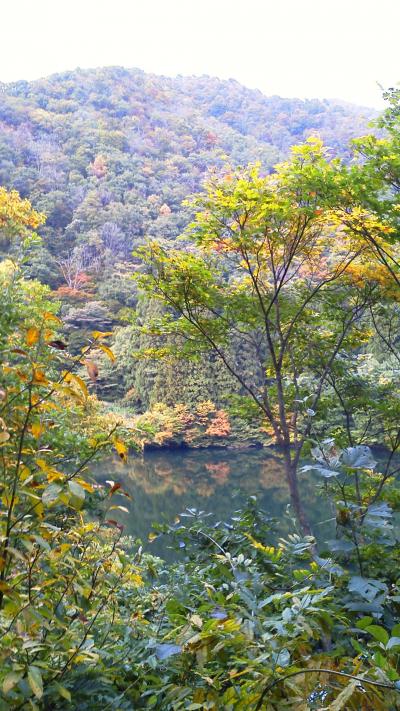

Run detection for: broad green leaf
[[42, 483, 62, 506], [68, 480, 85, 510], [348, 576, 387, 602], [155, 644, 182, 660], [341, 445, 376, 470], [366, 625, 389, 645], [356, 616, 373, 629], [350, 638, 363, 654], [28, 666, 43, 700], [374, 650, 387, 669]]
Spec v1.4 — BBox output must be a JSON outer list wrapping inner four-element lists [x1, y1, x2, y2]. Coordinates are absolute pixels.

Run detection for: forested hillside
[[0, 67, 376, 436]]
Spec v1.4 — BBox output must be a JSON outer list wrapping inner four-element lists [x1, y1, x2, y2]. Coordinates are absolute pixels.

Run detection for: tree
[[350, 87, 400, 288], [0, 186, 45, 238], [138, 140, 384, 531], [0, 188, 143, 709]]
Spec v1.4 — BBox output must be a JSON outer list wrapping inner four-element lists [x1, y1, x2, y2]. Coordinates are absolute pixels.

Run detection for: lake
[[93, 447, 335, 557]]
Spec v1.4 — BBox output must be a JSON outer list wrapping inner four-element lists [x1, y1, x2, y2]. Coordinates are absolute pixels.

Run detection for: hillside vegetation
[[0, 68, 376, 434]]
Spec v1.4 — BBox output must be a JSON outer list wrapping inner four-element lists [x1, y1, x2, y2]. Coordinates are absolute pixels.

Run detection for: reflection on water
[[93, 448, 333, 557]]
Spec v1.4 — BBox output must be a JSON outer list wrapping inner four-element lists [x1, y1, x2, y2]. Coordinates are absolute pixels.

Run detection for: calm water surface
[[93, 448, 334, 557]]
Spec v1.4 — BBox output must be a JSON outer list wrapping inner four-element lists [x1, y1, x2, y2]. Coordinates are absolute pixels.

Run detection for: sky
[[1, 0, 399, 108]]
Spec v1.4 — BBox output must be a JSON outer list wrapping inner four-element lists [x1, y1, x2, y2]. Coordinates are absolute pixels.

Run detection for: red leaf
[[109, 482, 122, 495], [48, 340, 68, 350]]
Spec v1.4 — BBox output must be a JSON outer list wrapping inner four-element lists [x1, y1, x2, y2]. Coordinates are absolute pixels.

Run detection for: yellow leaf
[[63, 372, 88, 399], [92, 330, 113, 340], [43, 312, 62, 324], [34, 502, 44, 518], [20, 465, 30, 481], [38, 401, 60, 412], [31, 422, 43, 439], [47, 470, 64, 483], [114, 438, 128, 462], [36, 459, 63, 482], [75, 478, 94, 493], [26, 327, 40, 346], [131, 573, 144, 586], [35, 458, 49, 472], [98, 344, 116, 362]]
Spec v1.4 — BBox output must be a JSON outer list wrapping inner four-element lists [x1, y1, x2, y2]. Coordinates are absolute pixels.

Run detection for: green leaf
[[68, 481, 85, 510], [387, 637, 400, 650], [366, 625, 389, 645], [350, 638, 363, 654], [28, 666, 43, 700], [54, 682, 71, 702], [341, 445, 376, 470], [155, 644, 182, 660], [42, 483, 62, 506], [356, 616, 373, 629], [2, 671, 23, 694], [348, 576, 387, 602], [374, 650, 387, 669]]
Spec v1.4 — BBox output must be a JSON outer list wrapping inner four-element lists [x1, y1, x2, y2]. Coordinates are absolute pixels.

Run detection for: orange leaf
[[32, 369, 48, 385], [85, 360, 99, 382], [26, 327, 40, 346]]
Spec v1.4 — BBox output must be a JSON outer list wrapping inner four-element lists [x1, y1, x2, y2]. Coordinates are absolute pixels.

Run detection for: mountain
[[0, 66, 378, 416], [0, 67, 375, 276]]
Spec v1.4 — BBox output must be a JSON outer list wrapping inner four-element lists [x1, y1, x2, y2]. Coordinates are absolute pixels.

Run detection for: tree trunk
[[282, 444, 312, 537]]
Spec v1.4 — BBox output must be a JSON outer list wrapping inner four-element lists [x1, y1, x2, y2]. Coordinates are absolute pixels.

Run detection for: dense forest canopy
[[0, 67, 377, 427], [0, 66, 375, 276]]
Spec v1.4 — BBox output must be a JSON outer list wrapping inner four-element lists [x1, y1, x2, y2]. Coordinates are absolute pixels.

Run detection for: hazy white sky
[[1, 0, 399, 107]]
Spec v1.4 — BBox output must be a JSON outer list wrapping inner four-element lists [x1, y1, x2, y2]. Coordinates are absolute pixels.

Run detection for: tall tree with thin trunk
[[138, 139, 383, 532]]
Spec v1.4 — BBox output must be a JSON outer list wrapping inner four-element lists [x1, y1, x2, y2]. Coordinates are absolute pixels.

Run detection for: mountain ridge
[[0, 65, 381, 412]]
